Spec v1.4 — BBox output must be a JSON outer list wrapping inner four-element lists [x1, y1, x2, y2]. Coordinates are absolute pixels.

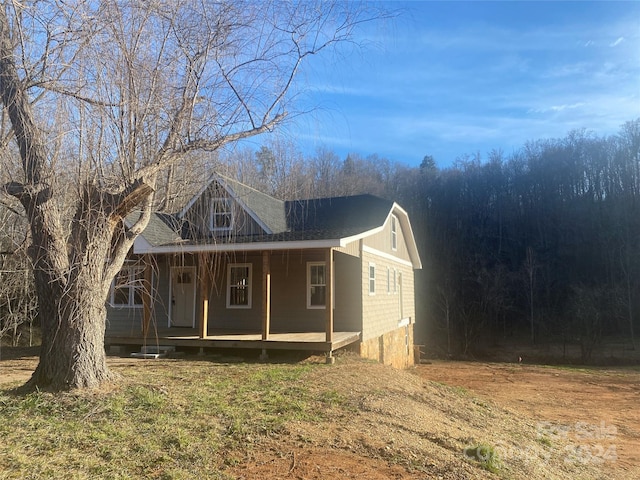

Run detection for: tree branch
[[136, 111, 287, 180]]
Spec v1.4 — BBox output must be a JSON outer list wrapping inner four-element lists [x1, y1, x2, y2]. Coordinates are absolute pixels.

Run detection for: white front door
[[170, 266, 196, 327]]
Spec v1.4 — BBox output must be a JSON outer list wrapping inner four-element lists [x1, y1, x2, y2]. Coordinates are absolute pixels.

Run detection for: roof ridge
[[216, 172, 284, 204], [288, 193, 388, 203]]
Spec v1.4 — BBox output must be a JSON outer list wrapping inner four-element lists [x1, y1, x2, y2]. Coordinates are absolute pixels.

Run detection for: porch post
[[262, 251, 271, 341], [325, 248, 334, 343], [198, 256, 210, 339], [142, 255, 152, 338]]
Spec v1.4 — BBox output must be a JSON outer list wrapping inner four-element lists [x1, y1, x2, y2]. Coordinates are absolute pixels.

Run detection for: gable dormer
[[178, 174, 287, 240]]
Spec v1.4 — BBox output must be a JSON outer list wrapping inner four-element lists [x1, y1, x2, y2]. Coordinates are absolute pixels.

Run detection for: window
[[391, 214, 398, 251], [393, 268, 398, 294], [210, 197, 233, 232], [387, 267, 391, 294], [307, 262, 326, 309], [111, 265, 144, 307], [368, 263, 376, 295], [227, 264, 252, 308]]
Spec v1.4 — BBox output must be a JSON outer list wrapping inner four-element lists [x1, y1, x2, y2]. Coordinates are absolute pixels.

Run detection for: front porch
[[105, 329, 361, 353]]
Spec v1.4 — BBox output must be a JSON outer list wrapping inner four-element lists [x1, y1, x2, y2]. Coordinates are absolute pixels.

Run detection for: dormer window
[[209, 197, 233, 232]]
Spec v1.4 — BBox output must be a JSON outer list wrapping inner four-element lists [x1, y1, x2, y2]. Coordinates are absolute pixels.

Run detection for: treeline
[[411, 122, 639, 361]]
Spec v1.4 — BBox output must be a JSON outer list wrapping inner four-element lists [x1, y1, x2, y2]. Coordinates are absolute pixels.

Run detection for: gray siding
[[205, 252, 264, 331], [105, 304, 143, 335], [334, 252, 363, 332], [269, 251, 325, 332], [365, 214, 412, 264], [108, 249, 368, 336]]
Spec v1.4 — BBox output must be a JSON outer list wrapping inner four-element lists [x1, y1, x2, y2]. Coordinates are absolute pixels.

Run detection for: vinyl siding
[[105, 303, 143, 335], [363, 215, 412, 264], [335, 240, 360, 258], [199, 250, 362, 333], [360, 250, 416, 342], [106, 255, 172, 334]]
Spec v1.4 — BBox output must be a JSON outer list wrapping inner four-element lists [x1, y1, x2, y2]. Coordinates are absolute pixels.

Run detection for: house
[[105, 174, 422, 367]]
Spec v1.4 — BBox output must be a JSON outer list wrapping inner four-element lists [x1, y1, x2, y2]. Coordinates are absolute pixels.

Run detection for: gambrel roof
[[134, 174, 422, 269]]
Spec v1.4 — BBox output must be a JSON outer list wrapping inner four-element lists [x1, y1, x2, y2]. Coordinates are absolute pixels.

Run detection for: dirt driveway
[[416, 361, 640, 479]]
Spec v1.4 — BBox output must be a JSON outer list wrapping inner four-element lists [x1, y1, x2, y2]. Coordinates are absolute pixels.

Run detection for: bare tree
[[0, 201, 36, 347], [524, 247, 539, 344], [0, 1, 382, 390]]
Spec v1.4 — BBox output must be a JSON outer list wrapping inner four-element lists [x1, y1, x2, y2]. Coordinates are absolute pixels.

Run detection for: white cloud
[[529, 103, 586, 114], [609, 37, 624, 47]]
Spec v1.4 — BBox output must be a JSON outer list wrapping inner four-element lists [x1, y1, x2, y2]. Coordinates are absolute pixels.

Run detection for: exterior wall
[[333, 252, 363, 332], [106, 300, 143, 335], [365, 214, 412, 264], [106, 249, 366, 336], [204, 249, 363, 334], [152, 255, 172, 328], [335, 240, 360, 258], [359, 323, 414, 368], [269, 250, 325, 332], [360, 249, 416, 341], [205, 251, 264, 331], [357, 215, 418, 369]]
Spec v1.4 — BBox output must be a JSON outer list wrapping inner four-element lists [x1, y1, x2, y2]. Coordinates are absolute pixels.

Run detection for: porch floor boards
[[105, 329, 361, 353]]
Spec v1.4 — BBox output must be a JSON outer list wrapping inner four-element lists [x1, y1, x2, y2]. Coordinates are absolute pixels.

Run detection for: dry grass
[[0, 351, 624, 479]]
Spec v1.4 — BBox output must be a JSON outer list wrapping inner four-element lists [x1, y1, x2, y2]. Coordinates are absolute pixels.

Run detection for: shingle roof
[[126, 212, 182, 247], [219, 175, 287, 234], [138, 178, 394, 246], [134, 176, 421, 268], [285, 195, 393, 238]]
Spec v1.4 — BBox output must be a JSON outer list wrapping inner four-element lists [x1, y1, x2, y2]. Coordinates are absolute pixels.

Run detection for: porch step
[[141, 345, 175, 354], [130, 345, 176, 359], [130, 352, 165, 359]]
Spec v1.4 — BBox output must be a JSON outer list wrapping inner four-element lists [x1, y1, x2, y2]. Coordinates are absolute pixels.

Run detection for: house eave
[[133, 238, 346, 255]]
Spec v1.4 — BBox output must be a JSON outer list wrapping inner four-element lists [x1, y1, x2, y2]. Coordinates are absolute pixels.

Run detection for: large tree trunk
[[24, 194, 124, 390], [27, 275, 114, 390], [23, 182, 153, 391]]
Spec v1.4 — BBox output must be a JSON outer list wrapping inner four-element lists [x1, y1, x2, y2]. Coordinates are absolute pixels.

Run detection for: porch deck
[[105, 328, 361, 353]]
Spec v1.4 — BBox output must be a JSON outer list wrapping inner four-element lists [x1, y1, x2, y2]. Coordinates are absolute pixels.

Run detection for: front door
[[170, 266, 196, 327]]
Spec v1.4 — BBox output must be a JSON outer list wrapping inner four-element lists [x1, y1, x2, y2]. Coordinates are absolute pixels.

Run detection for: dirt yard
[[1, 348, 638, 479], [415, 361, 640, 479]]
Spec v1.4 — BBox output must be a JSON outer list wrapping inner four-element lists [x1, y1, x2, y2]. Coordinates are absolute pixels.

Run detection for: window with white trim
[[210, 197, 233, 232], [227, 264, 252, 308], [110, 264, 144, 307], [391, 214, 398, 251], [307, 262, 326, 309], [368, 263, 376, 295]]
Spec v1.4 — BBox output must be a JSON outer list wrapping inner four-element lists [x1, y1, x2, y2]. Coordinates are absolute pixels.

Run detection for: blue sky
[[271, 1, 640, 168]]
